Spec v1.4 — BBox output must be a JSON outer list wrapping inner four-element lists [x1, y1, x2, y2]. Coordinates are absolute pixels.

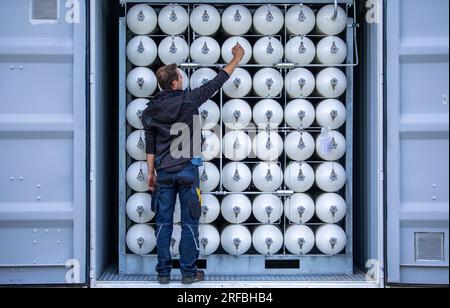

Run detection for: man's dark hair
[[156, 64, 179, 91]]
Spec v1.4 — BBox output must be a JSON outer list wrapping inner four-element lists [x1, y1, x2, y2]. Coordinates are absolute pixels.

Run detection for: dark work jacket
[[142, 70, 230, 172]]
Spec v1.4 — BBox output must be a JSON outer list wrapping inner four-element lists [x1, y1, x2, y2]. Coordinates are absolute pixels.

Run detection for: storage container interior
[[91, 0, 382, 283]]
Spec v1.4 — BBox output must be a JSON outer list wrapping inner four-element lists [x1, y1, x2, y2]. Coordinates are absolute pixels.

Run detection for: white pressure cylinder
[[253, 99, 284, 129], [200, 194, 221, 224], [253, 131, 284, 161], [222, 5, 253, 36], [127, 4, 158, 35], [253, 194, 283, 224], [316, 68, 347, 98], [316, 4, 348, 36], [202, 130, 220, 162], [316, 36, 348, 65], [315, 162, 346, 193], [158, 4, 189, 35], [222, 162, 252, 192], [285, 36, 316, 65], [127, 36, 158, 67], [126, 161, 149, 192], [285, 68, 315, 98], [126, 130, 147, 161], [126, 98, 149, 130], [199, 162, 220, 193], [252, 162, 283, 192], [284, 131, 315, 161], [158, 36, 189, 65], [285, 99, 315, 129], [284, 162, 315, 193], [284, 225, 315, 255], [253, 36, 284, 66], [253, 68, 284, 98], [221, 225, 252, 255], [190, 4, 221, 36], [223, 68, 252, 98], [221, 194, 252, 224], [199, 100, 220, 130], [315, 193, 346, 224], [199, 224, 221, 256], [190, 37, 221, 65], [253, 5, 284, 35], [222, 99, 252, 130], [223, 131, 252, 162], [316, 99, 347, 129], [284, 193, 315, 224], [285, 4, 316, 35], [316, 130, 347, 161], [126, 193, 155, 224], [252, 225, 283, 255], [127, 67, 157, 98], [222, 36, 253, 65], [315, 224, 346, 255], [126, 224, 156, 255]]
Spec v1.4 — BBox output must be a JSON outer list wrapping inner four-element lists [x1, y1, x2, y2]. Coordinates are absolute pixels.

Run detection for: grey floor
[[99, 264, 366, 282]]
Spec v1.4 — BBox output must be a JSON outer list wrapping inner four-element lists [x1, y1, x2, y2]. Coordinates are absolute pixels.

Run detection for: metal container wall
[[0, 0, 87, 284], [386, 0, 449, 285]]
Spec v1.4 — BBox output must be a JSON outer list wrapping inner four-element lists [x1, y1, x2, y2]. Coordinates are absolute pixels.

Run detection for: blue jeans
[[151, 163, 201, 277]]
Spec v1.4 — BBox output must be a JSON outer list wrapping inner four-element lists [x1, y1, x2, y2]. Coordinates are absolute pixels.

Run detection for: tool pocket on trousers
[[189, 186, 202, 219]]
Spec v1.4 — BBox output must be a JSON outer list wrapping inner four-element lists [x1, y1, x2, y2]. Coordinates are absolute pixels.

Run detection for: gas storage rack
[[119, 0, 358, 276]]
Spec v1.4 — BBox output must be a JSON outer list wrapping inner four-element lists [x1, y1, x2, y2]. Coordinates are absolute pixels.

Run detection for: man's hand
[[224, 43, 246, 76], [148, 172, 156, 192], [232, 43, 245, 62]]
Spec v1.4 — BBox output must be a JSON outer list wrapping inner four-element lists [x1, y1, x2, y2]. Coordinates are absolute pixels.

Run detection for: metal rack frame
[[119, 1, 355, 276]]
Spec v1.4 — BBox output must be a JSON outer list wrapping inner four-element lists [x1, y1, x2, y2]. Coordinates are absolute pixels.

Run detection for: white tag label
[[320, 128, 332, 155]]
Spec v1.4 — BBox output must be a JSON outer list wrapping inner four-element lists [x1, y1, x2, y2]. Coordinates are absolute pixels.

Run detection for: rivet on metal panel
[[19, 177, 24, 181], [10, 66, 15, 70], [432, 196, 437, 201], [33, 261, 37, 264], [45, 229, 49, 233], [33, 229, 37, 233], [442, 94, 447, 105], [37, 184, 41, 188], [19, 66, 24, 70], [33, 240, 37, 244], [37, 196, 41, 201], [57, 229, 61, 232], [10, 177, 14, 181], [433, 184, 437, 188], [57, 240, 61, 244]]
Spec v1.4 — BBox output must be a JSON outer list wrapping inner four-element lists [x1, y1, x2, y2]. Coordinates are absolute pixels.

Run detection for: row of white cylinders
[[127, 129, 346, 162], [127, 192, 346, 225], [127, 35, 348, 67], [127, 98, 347, 131], [126, 223, 346, 256], [127, 67, 347, 99], [126, 161, 346, 194], [127, 4, 348, 36]]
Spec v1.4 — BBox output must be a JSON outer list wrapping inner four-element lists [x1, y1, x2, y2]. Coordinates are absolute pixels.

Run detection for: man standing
[[143, 44, 245, 285]]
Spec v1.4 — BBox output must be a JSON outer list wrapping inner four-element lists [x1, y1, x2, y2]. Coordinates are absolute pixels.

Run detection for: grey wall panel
[[386, 0, 449, 285], [0, 0, 87, 284]]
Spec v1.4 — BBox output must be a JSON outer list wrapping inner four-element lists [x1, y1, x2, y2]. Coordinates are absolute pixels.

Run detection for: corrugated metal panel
[[386, 0, 449, 285], [0, 0, 87, 284]]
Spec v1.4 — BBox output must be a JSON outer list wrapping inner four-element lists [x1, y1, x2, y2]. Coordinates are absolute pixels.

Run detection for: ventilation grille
[[31, 0, 59, 20], [415, 232, 445, 262]]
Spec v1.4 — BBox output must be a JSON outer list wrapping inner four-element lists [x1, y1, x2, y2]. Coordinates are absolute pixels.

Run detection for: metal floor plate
[[99, 264, 367, 283]]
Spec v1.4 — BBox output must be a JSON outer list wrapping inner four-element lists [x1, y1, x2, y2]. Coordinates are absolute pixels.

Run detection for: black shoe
[[158, 276, 170, 285], [182, 270, 205, 285]]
